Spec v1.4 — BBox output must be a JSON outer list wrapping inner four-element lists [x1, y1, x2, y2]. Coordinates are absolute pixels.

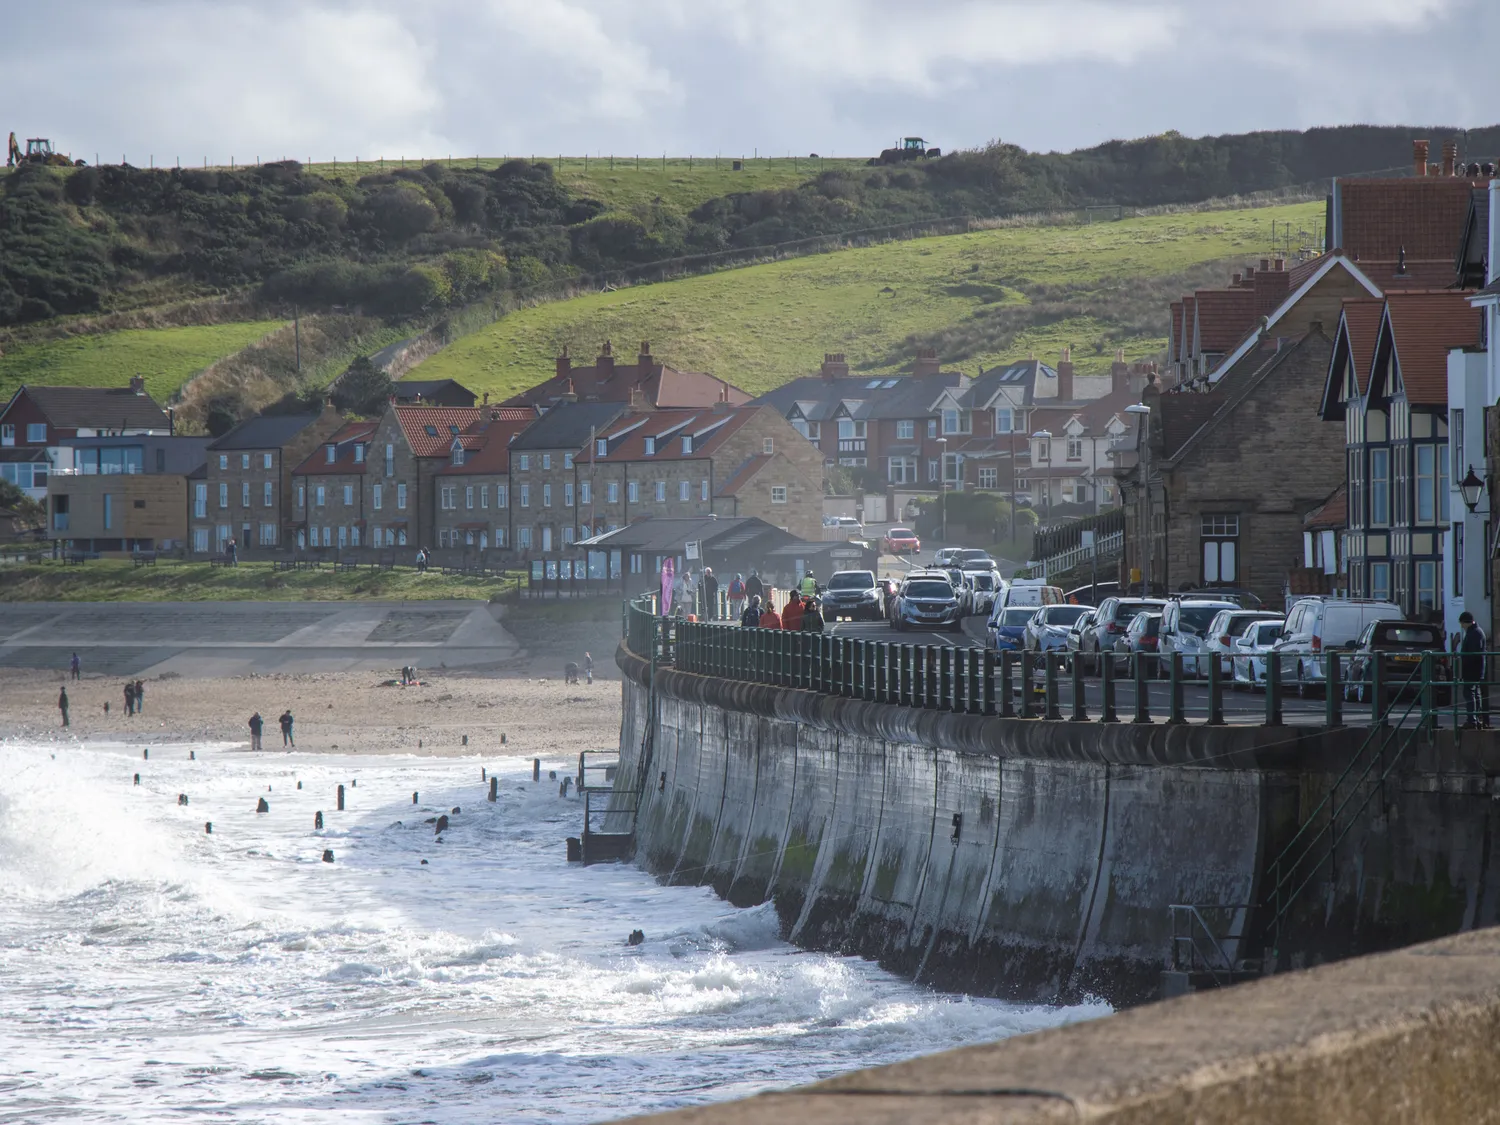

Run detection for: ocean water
[[0, 742, 1107, 1123]]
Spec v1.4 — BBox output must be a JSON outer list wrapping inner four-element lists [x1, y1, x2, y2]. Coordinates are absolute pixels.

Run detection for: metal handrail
[[1169, 903, 1252, 987]]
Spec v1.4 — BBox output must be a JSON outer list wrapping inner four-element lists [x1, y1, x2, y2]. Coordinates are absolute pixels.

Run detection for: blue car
[[987, 606, 1037, 651]]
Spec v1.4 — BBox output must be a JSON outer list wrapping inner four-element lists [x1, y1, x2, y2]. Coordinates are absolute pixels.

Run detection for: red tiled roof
[[394, 406, 485, 457], [1338, 177, 1479, 264], [595, 407, 756, 462], [435, 416, 533, 475], [291, 420, 377, 476], [1382, 289, 1482, 405], [1303, 482, 1347, 531], [504, 346, 750, 410], [1194, 288, 1261, 353], [716, 453, 773, 497], [1338, 298, 1386, 393]]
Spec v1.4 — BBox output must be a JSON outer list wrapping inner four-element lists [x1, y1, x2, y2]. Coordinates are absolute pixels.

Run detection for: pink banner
[[660, 558, 674, 615]]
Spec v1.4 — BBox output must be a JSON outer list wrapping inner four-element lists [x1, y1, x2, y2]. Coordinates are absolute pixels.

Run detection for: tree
[[333, 355, 394, 415], [0, 478, 44, 529]]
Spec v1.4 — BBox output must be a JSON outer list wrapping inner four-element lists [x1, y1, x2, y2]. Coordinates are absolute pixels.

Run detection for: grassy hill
[[0, 319, 284, 403], [413, 199, 1323, 396]]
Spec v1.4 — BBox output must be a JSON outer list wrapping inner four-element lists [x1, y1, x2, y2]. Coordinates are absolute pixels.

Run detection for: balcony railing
[[52, 464, 144, 476]]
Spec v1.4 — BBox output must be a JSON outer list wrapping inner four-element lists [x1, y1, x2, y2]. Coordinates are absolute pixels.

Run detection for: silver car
[[1024, 604, 1093, 655], [1232, 618, 1287, 689]]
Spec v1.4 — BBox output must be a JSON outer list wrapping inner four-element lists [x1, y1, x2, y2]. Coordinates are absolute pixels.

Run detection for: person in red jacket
[[782, 590, 804, 630], [758, 600, 782, 629]]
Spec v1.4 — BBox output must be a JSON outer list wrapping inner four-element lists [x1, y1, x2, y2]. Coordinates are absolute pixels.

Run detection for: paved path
[[0, 601, 519, 678]]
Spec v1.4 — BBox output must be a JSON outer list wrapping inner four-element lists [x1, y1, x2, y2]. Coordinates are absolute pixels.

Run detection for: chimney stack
[[1413, 139, 1430, 176], [1273, 257, 1285, 272], [628, 383, 649, 413], [1111, 348, 1128, 395], [820, 352, 849, 381], [912, 347, 941, 377], [1056, 346, 1074, 401], [1232, 272, 1243, 285], [637, 340, 653, 376], [560, 378, 578, 403], [129, 374, 146, 396], [555, 345, 571, 379], [596, 339, 615, 381], [712, 383, 732, 414], [1442, 140, 1458, 178]]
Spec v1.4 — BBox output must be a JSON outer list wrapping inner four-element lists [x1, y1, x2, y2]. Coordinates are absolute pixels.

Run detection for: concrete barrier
[[608, 926, 1500, 1124], [616, 641, 1500, 1007]]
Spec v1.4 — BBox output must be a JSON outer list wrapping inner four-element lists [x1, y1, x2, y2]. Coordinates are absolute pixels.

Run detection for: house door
[[864, 495, 887, 522], [241, 523, 252, 550]]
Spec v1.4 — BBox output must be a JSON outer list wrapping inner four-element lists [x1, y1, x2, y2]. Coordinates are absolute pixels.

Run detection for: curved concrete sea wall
[[615, 644, 1500, 1006]]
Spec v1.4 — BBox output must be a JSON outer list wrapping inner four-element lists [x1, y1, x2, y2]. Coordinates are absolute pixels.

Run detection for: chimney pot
[[820, 352, 849, 381], [1259, 259, 1269, 272], [1414, 139, 1430, 176], [555, 345, 571, 378], [1442, 140, 1458, 177], [1273, 257, 1285, 272], [129, 374, 146, 395], [1232, 272, 1242, 285], [597, 340, 616, 381]]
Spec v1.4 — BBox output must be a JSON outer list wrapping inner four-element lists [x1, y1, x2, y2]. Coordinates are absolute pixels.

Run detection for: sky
[[5, 0, 1499, 164]]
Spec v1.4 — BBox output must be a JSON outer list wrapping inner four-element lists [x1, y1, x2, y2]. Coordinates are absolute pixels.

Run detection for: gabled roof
[[715, 453, 774, 497], [595, 407, 754, 462], [435, 414, 534, 475], [1193, 288, 1261, 354], [5, 384, 171, 432], [506, 344, 749, 410], [391, 379, 477, 406], [209, 412, 324, 451], [1319, 297, 1387, 421], [291, 420, 377, 476], [754, 370, 965, 420], [1458, 187, 1491, 286], [963, 360, 1053, 411], [509, 400, 628, 452], [1336, 175, 1480, 265], [393, 406, 485, 456], [1378, 289, 1482, 405]]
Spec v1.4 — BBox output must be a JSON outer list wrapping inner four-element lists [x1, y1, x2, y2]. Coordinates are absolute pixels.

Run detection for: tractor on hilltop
[[6, 133, 79, 168], [872, 136, 941, 165]]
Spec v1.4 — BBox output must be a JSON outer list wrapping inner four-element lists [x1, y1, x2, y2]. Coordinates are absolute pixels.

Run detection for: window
[[351, 526, 360, 547], [1439, 444, 1450, 523], [1416, 560, 1439, 616], [480, 484, 489, 509], [995, 407, 1013, 433], [1034, 438, 1050, 462], [314, 485, 325, 507], [538, 453, 549, 470], [655, 481, 666, 502], [495, 526, 507, 547], [263, 453, 273, 469], [542, 527, 553, 552], [563, 526, 575, 545], [239, 481, 248, 507], [608, 481, 620, 503], [1416, 444, 1436, 523], [354, 445, 364, 464], [1201, 514, 1239, 584], [343, 485, 353, 506], [373, 483, 383, 510], [397, 528, 407, 546], [439, 486, 453, 510], [941, 409, 970, 435], [497, 484, 508, 508], [564, 482, 574, 507], [323, 526, 332, 547], [580, 481, 591, 505], [26, 422, 47, 443], [564, 452, 573, 469], [771, 485, 788, 504], [103, 493, 113, 530], [264, 523, 279, 547], [644, 437, 656, 456], [219, 455, 228, 470], [978, 467, 997, 489], [241, 454, 250, 469], [835, 420, 864, 440], [1454, 522, 1465, 599], [518, 454, 530, 471], [520, 484, 530, 507], [0, 424, 12, 445], [543, 483, 552, 507], [452, 447, 465, 467], [763, 437, 775, 454], [928, 459, 939, 482], [927, 419, 938, 438], [679, 480, 690, 502], [1369, 448, 1390, 526], [326, 445, 337, 464], [896, 420, 915, 440], [1452, 408, 1465, 487], [681, 435, 693, 455], [701, 479, 709, 501], [596, 438, 608, 457], [627, 480, 639, 503], [194, 483, 207, 519], [1066, 438, 1083, 461], [518, 526, 533, 549], [1370, 561, 1392, 602], [396, 482, 407, 509], [194, 527, 209, 553], [465, 486, 474, 510], [385, 444, 394, 476], [265, 481, 274, 507], [888, 457, 918, 484]]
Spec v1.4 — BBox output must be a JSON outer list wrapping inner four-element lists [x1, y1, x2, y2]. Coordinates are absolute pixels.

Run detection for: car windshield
[[1374, 623, 1442, 646], [906, 580, 953, 599], [1113, 599, 1164, 622], [827, 571, 874, 590], [1134, 615, 1161, 636], [955, 549, 990, 562], [1042, 606, 1088, 626], [1225, 614, 1273, 637], [1176, 604, 1236, 634], [1000, 608, 1036, 626], [1254, 623, 1284, 644], [889, 528, 914, 537], [972, 574, 996, 590]]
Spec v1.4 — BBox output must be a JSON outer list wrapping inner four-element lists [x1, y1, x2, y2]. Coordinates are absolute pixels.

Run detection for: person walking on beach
[[279, 710, 295, 747], [58, 687, 69, 728], [248, 712, 264, 751], [134, 680, 145, 715], [70, 652, 80, 680], [584, 652, 594, 685], [124, 681, 136, 717]]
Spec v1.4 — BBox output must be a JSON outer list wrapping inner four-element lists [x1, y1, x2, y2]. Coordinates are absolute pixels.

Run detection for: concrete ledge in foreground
[[612, 926, 1500, 1124]]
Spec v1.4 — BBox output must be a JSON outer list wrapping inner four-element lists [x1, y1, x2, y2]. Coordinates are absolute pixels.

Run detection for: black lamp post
[[1461, 465, 1485, 514]]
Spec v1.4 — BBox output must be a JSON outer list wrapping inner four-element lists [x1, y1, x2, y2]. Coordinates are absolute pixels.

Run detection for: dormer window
[[681, 435, 693, 454], [325, 444, 336, 464], [644, 437, 656, 455], [452, 448, 465, 466], [596, 438, 607, 457], [354, 444, 364, 463]]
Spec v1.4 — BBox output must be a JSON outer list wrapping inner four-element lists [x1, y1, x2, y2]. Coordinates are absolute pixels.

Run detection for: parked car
[[1025, 604, 1093, 655], [1273, 596, 1403, 696], [820, 569, 883, 621], [1195, 587, 1264, 610], [1113, 611, 1163, 674], [892, 575, 964, 632], [967, 570, 1001, 615], [828, 516, 866, 539], [878, 576, 899, 618], [955, 549, 999, 570], [940, 568, 975, 615], [1066, 609, 1096, 664], [933, 546, 966, 568], [1203, 609, 1287, 677], [1066, 580, 1120, 605], [996, 580, 1064, 612], [1078, 597, 1166, 674], [883, 527, 921, 554], [988, 606, 1039, 651], [1231, 618, 1287, 689], [1157, 598, 1242, 677], [1344, 620, 1452, 704]]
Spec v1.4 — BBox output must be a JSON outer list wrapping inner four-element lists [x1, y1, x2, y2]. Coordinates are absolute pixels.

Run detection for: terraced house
[[430, 411, 539, 554], [289, 421, 378, 551], [190, 404, 341, 556]]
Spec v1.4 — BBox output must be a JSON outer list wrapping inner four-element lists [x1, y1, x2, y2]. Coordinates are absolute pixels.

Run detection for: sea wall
[[615, 643, 1500, 1006]]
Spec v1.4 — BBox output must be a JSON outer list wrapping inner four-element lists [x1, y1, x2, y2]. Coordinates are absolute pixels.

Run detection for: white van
[[1275, 596, 1403, 694], [996, 580, 1064, 612]]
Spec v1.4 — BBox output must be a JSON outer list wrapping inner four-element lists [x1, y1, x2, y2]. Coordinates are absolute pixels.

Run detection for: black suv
[[821, 569, 883, 622]]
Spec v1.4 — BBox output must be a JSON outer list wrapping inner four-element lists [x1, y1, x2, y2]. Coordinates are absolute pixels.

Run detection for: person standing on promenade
[[782, 590, 804, 630], [758, 598, 782, 629], [800, 597, 825, 633], [58, 687, 69, 728], [248, 712, 264, 751], [728, 574, 746, 621], [745, 570, 764, 604], [701, 567, 720, 621], [1459, 611, 1489, 729], [279, 710, 295, 747], [740, 595, 762, 627], [70, 652, 80, 680]]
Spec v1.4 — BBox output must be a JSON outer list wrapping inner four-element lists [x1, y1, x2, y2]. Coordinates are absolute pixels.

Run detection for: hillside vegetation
[[415, 200, 1323, 396]]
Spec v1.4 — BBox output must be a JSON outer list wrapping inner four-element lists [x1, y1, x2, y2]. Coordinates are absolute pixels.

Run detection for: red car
[[882, 527, 921, 554]]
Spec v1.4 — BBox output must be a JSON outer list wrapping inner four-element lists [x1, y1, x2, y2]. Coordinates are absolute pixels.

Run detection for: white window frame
[[397, 483, 407, 509], [770, 485, 788, 504]]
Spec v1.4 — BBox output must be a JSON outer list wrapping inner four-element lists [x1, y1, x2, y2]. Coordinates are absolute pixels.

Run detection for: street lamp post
[[1124, 404, 1152, 595], [937, 436, 949, 542], [1031, 429, 1052, 525]]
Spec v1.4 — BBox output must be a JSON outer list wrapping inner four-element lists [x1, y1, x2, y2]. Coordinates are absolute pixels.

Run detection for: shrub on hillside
[[366, 184, 438, 242]]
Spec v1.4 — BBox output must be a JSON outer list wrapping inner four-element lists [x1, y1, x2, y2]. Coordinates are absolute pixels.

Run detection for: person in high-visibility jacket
[[798, 573, 818, 598]]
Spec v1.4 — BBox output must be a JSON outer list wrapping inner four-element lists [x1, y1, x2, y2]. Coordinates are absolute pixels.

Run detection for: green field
[[0, 320, 286, 402], [308, 154, 868, 215], [412, 200, 1324, 398], [0, 558, 520, 602]]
